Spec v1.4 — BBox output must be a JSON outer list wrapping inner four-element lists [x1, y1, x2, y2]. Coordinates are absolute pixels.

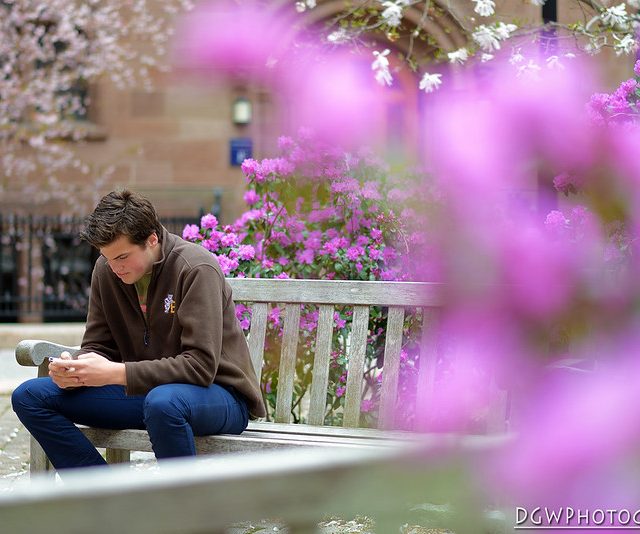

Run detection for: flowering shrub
[[184, 132, 438, 428], [587, 60, 640, 124], [425, 54, 640, 515]]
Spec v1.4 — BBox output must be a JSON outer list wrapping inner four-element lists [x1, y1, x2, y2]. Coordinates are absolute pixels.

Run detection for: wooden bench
[[14, 278, 509, 474], [0, 437, 511, 534]]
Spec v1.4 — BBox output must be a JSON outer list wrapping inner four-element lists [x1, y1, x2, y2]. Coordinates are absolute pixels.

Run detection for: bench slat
[[246, 421, 420, 442], [378, 306, 405, 430], [84, 428, 404, 457], [415, 308, 440, 431], [228, 278, 440, 307], [247, 302, 269, 381], [343, 305, 370, 428], [275, 303, 301, 423], [308, 304, 334, 426]]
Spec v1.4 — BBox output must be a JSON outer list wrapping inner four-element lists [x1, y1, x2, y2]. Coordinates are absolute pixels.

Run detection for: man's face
[[100, 234, 160, 285]]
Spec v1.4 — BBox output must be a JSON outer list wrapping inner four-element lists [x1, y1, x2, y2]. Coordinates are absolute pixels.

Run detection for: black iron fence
[[0, 215, 199, 323]]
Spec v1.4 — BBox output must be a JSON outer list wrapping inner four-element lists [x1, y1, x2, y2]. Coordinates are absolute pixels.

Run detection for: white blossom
[[472, 25, 502, 51], [419, 72, 442, 93], [381, 1, 404, 27], [509, 48, 525, 64], [585, 37, 605, 55], [327, 28, 350, 44], [372, 49, 393, 86], [546, 55, 564, 69], [517, 60, 542, 79], [473, 0, 496, 17], [0, 0, 191, 208], [601, 4, 629, 29], [495, 22, 518, 40], [447, 48, 469, 64], [295, 0, 316, 11], [614, 33, 638, 55]]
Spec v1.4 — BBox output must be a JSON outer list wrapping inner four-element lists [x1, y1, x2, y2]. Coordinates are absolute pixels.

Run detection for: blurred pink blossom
[[173, 0, 296, 84]]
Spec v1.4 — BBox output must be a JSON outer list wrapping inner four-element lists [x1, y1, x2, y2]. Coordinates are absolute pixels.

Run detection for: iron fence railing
[[0, 215, 200, 322]]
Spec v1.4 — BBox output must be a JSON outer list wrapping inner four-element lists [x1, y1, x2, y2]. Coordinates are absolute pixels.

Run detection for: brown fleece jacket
[[78, 227, 266, 418]]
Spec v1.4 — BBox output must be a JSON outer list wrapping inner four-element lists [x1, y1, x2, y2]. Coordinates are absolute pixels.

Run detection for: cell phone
[[48, 357, 76, 372]]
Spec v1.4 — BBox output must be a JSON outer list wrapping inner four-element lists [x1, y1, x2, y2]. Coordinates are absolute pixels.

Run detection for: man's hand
[[49, 351, 126, 388]]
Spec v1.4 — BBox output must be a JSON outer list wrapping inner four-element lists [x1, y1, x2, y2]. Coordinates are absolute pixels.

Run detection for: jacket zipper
[[143, 272, 157, 347], [128, 283, 151, 347]]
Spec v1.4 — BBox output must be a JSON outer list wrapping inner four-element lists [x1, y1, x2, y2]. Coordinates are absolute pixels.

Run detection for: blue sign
[[230, 138, 253, 166]]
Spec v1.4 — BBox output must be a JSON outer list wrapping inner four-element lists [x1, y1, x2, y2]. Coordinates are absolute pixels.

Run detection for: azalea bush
[[588, 59, 640, 124], [183, 132, 439, 428]]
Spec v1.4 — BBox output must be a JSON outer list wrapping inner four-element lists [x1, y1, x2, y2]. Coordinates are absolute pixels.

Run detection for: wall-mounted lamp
[[232, 96, 252, 125]]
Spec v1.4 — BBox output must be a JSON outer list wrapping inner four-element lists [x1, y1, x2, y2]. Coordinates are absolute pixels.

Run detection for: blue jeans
[[11, 377, 249, 471]]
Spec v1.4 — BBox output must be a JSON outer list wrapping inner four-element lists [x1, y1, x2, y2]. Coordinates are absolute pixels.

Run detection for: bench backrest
[[227, 278, 451, 431]]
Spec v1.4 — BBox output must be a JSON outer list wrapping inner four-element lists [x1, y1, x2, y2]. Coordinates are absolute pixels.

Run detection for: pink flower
[[277, 257, 290, 266], [370, 228, 383, 241], [220, 233, 238, 247], [275, 272, 290, 279], [278, 136, 295, 152], [326, 228, 339, 239], [235, 303, 249, 319], [237, 244, 255, 260], [240, 158, 260, 177], [201, 238, 220, 252], [243, 190, 260, 206], [383, 248, 397, 262], [544, 210, 570, 239], [362, 181, 381, 200], [334, 312, 346, 329], [217, 255, 239, 275], [304, 232, 322, 250], [346, 246, 363, 261], [269, 307, 281, 326], [360, 399, 375, 413], [368, 247, 383, 261], [200, 213, 218, 230], [552, 172, 582, 195], [260, 157, 294, 177], [335, 386, 346, 398], [635, 60, 640, 77], [182, 224, 200, 241], [174, 0, 296, 85], [296, 248, 315, 264], [322, 240, 339, 256], [380, 269, 396, 281], [331, 178, 359, 194]]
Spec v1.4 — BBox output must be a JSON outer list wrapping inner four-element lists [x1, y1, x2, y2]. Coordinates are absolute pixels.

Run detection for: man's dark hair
[[80, 190, 163, 248]]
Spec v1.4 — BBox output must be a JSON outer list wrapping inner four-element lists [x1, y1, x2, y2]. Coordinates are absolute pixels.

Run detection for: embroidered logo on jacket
[[163, 294, 176, 314]]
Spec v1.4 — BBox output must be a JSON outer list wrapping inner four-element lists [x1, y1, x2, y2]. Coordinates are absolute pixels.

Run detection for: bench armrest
[[15, 340, 79, 367]]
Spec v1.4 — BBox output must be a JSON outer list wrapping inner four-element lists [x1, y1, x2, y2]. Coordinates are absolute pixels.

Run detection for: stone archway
[[269, 0, 471, 56], [263, 0, 472, 161]]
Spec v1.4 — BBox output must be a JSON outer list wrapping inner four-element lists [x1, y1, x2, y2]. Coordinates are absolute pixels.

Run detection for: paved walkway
[[0, 345, 46, 493]]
